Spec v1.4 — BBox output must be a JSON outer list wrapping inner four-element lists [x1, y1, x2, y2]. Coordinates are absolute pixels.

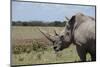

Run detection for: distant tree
[[62, 21, 67, 26], [54, 21, 62, 26], [22, 22, 28, 26], [12, 20, 66, 27], [12, 21, 16, 26]]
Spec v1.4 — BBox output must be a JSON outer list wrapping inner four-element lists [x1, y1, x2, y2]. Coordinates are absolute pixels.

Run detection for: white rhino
[[39, 13, 96, 62]]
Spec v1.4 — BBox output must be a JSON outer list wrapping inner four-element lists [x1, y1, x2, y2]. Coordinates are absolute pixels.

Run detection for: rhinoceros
[[38, 13, 96, 62]]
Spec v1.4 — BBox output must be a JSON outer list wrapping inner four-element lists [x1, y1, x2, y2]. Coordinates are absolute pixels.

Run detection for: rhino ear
[[69, 16, 75, 26], [65, 16, 69, 21]]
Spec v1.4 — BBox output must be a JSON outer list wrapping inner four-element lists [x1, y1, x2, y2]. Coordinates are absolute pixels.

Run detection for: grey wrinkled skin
[[53, 13, 96, 62], [52, 35, 71, 52]]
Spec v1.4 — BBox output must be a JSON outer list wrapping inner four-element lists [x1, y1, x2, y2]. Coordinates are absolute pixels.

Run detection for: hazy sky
[[12, 1, 95, 22]]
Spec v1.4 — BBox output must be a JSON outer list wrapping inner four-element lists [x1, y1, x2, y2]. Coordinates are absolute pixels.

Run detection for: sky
[[12, 1, 95, 22]]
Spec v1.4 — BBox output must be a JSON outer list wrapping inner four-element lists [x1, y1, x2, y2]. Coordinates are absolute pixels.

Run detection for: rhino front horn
[[38, 27, 54, 42]]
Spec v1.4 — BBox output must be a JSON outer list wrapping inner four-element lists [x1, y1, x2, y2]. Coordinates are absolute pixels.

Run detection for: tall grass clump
[[12, 45, 33, 54], [12, 39, 50, 54], [32, 40, 48, 52]]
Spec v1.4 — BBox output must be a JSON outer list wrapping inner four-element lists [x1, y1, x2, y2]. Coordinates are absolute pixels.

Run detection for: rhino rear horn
[[54, 29, 58, 36]]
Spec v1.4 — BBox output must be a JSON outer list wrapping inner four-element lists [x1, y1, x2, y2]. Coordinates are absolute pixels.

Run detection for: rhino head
[[38, 16, 73, 52]]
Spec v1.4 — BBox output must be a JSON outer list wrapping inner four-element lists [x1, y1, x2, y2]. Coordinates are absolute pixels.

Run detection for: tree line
[[12, 21, 67, 27]]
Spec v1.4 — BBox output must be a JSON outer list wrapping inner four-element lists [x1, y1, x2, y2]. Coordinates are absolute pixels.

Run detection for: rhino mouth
[[54, 47, 63, 52], [55, 49, 59, 52]]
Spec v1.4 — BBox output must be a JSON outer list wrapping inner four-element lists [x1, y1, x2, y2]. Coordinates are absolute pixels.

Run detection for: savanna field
[[11, 26, 91, 66]]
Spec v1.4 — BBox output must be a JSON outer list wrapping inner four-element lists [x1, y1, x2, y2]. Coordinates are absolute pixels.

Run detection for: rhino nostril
[[54, 46, 57, 49]]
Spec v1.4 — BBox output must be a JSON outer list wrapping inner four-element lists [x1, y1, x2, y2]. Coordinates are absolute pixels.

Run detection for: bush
[[12, 40, 48, 54], [32, 41, 48, 52], [12, 45, 32, 54]]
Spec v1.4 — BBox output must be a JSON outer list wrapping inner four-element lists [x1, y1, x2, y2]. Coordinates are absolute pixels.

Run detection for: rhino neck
[[70, 22, 75, 44], [71, 29, 74, 44]]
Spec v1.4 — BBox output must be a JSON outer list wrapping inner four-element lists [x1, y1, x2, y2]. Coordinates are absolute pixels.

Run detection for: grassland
[[11, 26, 91, 66]]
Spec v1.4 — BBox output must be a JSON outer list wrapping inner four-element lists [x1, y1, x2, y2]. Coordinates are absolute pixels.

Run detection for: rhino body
[[70, 13, 96, 61]]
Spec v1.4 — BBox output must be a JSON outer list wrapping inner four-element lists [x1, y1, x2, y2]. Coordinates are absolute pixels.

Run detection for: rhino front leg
[[91, 53, 96, 61], [76, 45, 86, 62], [88, 48, 96, 61]]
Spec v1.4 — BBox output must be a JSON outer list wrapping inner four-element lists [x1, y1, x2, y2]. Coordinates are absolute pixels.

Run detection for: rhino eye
[[60, 35, 64, 40], [67, 25, 70, 30], [66, 32, 69, 35], [52, 40, 55, 44]]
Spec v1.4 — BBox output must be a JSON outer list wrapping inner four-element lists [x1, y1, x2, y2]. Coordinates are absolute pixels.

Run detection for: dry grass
[[11, 26, 91, 66]]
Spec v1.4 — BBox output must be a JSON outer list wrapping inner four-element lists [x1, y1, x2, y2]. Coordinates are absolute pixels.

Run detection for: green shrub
[[12, 40, 49, 54], [12, 45, 32, 54], [32, 41, 48, 52]]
